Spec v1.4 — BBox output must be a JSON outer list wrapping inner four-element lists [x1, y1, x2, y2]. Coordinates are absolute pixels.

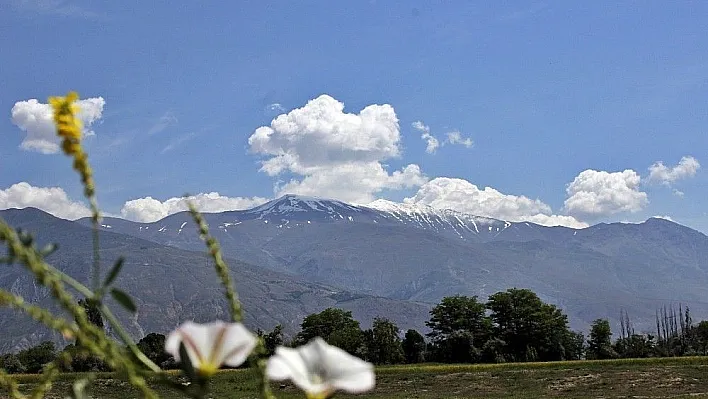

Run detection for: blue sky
[[1, 1, 706, 231]]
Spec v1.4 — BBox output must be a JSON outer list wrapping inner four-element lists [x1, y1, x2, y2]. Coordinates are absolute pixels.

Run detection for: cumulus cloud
[[277, 163, 427, 204], [563, 169, 648, 218], [412, 121, 439, 154], [10, 97, 106, 154], [120, 193, 268, 222], [648, 156, 700, 185], [445, 131, 474, 148], [249, 94, 426, 203], [405, 177, 587, 228], [0, 182, 91, 220]]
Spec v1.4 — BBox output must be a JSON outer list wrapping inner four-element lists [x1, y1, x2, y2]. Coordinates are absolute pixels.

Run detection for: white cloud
[[673, 188, 685, 197], [277, 163, 427, 204], [120, 193, 268, 223], [266, 103, 285, 112], [412, 121, 439, 154], [405, 177, 587, 228], [0, 182, 91, 220], [648, 156, 700, 185], [10, 96, 106, 154], [445, 131, 473, 148], [249, 94, 426, 203], [147, 112, 178, 135], [161, 132, 197, 154], [563, 169, 648, 218]]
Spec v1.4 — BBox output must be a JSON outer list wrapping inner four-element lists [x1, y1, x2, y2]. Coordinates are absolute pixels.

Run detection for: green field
[[6, 357, 708, 398]]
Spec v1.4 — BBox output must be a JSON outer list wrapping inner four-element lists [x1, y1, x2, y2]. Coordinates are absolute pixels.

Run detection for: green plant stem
[[51, 269, 161, 373], [89, 197, 101, 293], [187, 202, 243, 322], [29, 359, 61, 399], [0, 369, 25, 399], [100, 302, 161, 372]]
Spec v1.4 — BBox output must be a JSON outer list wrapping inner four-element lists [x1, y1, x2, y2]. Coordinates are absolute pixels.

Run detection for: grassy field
[[6, 356, 708, 398]]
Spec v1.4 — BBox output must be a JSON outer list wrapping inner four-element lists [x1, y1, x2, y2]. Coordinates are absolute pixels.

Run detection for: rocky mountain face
[[76, 195, 708, 334]]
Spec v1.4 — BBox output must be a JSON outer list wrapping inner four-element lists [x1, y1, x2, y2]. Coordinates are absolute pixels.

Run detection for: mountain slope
[[0, 208, 431, 352], [73, 195, 708, 333]]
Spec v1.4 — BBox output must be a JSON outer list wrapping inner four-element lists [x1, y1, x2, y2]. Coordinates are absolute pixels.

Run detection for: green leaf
[[103, 257, 124, 288], [110, 288, 137, 313]]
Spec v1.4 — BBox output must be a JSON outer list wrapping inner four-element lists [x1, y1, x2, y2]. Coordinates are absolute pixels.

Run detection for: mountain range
[[2, 194, 708, 351]]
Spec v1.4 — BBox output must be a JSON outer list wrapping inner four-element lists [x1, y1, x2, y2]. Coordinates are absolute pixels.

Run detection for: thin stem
[[29, 358, 62, 399], [100, 302, 161, 372], [90, 197, 101, 292], [52, 268, 161, 372], [0, 369, 25, 399], [187, 202, 243, 322]]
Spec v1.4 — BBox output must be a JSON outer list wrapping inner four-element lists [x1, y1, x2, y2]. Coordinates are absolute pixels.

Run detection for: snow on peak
[[364, 199, 435, 214], [245, 194, 361, 219], [362, 198, 512, 237]]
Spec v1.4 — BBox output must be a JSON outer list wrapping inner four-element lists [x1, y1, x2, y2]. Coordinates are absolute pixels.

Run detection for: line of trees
[[587, 305, 708, 360], [3, 288, 708, 374]]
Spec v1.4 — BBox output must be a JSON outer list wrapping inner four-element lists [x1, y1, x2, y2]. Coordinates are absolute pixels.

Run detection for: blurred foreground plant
[[0, 92, 375, 398]]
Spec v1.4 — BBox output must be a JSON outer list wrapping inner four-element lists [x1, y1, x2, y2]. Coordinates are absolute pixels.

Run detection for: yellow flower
[[50, 91, 84, 144], [49, 91, 96, 198]]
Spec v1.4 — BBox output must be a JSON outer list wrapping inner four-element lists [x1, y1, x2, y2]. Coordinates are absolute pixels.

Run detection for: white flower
[[266, 337, 375, 398], [165, 320, 257, 376]]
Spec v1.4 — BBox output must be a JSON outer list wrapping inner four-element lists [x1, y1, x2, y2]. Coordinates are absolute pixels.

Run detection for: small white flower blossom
[[266, 337, 375, 399], [165, 320, 257, 376]]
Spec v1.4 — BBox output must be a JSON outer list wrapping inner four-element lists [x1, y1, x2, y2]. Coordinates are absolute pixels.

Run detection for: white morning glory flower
[[266, 337, 375, 398], [165, 320, 257, 376]]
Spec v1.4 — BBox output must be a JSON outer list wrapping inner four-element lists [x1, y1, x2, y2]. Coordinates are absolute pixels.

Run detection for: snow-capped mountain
[[21, 194, 708, 337], [87, 194, 566, 244]]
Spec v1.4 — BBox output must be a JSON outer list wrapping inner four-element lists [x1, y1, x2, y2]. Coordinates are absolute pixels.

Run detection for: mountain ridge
[[4, 195, 708, 342], [0, 207, 432, 352]]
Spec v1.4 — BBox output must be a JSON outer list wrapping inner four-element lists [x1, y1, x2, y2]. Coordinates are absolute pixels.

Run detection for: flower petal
[[315, 338, 375, 393], [267, 338, 374, 396], [165, 321, 222, 369], [215, 323, 257, 367], [267, 345, 324, 395]]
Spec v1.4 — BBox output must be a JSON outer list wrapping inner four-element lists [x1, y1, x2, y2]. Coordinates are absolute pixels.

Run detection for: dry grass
[[5, 357, 708, 398]]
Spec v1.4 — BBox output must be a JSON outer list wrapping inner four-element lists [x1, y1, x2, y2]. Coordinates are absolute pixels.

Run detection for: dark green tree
[[563, 331, 586, 361], [70, 298, 109, 371], [694, 321, 708, 355], [363, 317, 404, 365], [296, 308, 362, 354], [614, 333, 655, 358], [0, 353, 25, 374], [587, 319, 616, 360], [402, 329, 426, 363], [487, 288, 571, 362], [481, 338, 507, 363], [257, 324, 284, 357], [17, 341, 56, 373], [137, 333, 175, 368], [425, 295, 489, 363], [78, 298, 104, 330]]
